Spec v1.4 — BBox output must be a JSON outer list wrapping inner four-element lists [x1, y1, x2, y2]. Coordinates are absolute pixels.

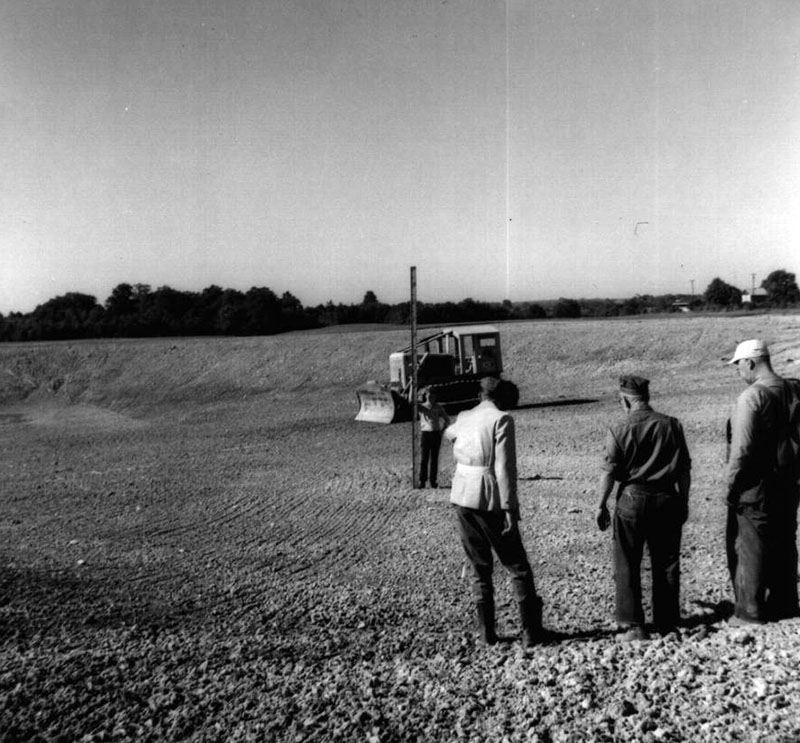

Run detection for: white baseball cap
[[728, 339, 770, 365]]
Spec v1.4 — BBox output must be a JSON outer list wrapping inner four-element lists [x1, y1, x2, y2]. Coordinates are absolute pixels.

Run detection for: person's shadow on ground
[[491, 600, 736, 646]]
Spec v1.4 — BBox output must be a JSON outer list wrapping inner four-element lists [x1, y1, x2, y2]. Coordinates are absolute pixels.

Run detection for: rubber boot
[[518, 595, 544, 647], [476, 599, 497, 645]]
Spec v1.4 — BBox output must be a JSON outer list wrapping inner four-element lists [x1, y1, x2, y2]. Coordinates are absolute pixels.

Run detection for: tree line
[[1, 270, 797, 342]]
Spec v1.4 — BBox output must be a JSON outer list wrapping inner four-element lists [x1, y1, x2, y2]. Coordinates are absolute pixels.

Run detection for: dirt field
[[2, 313, 800, 742]]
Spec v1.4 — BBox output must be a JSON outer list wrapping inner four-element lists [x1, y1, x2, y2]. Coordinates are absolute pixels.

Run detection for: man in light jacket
[[445, 376, 546, 646]]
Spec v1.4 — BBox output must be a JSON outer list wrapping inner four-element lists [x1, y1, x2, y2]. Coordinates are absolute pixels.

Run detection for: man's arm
[[597, 426, 623, 531], [727, 390, 761, 505], [677, 469, 691, 523], [596, 471, 616, 531], [675, 420, 692, 523], [494, 413, 519, 520]]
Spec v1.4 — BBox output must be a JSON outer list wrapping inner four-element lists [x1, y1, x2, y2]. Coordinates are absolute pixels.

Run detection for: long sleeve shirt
[[727, 373, 800, 505]]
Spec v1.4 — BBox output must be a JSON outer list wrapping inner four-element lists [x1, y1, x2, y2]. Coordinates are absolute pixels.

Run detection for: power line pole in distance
[[410, 267, 420, 489]]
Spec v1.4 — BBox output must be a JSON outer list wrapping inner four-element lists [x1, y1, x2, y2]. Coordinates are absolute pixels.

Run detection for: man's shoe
[[617, 625, 648, 642], [519, 596, 547, 647]]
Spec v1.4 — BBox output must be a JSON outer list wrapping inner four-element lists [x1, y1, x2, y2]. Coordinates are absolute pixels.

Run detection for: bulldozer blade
[[355, 383, 398, 424]]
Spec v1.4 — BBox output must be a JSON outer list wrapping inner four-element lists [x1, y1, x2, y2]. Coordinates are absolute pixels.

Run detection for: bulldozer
[[355, 324, 519, 423]]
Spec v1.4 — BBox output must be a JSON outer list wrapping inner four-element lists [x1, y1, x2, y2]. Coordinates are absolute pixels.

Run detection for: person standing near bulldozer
[[418, 388, 450, 488], [444, 376, 547, 647]]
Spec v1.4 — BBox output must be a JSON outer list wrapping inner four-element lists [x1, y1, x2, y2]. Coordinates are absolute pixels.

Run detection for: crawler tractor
[[355, 324, 519, 423]]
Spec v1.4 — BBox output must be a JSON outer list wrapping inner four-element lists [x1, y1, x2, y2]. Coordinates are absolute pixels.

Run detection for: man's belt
[[456, 463, 491, 475], [625, 480, 675, 494]]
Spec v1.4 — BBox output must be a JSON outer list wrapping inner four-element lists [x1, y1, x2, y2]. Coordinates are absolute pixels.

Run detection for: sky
[[1, 0, 799, 314]]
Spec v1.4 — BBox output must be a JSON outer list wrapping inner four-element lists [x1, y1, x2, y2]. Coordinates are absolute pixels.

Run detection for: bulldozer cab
[[389, 325, 503, 391], [389, 351, 456, 392], [448, 326, 502, 376]]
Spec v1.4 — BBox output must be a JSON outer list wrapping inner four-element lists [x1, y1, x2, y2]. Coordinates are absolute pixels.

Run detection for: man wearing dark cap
[[444, 376, 547, 647], [726, 339, 800, 624], [596, 375, 692, 641]]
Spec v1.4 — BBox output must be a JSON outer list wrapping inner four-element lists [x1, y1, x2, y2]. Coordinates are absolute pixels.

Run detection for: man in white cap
[[726, 339, 800, 624], [445, 376, 548, 647]]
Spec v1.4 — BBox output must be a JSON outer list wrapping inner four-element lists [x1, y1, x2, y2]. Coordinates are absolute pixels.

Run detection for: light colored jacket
[[445, 400, 518, 513]]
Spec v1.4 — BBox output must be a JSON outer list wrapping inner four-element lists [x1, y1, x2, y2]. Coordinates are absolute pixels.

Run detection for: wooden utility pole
[[410, 267, 420, 488]]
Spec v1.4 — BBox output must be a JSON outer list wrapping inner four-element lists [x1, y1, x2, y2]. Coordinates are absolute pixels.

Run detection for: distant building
[[671, 301, 691, 313], [742, 288, 768, 306]]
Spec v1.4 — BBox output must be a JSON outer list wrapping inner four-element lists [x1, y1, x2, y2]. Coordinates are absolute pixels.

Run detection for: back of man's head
[[480, 376, 500, 400], [728, 339, 772, 368], [619, 375, 650, 403]]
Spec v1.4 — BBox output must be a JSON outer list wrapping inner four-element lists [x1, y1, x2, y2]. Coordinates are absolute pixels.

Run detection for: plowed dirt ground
[[2, 314, 800, 742]]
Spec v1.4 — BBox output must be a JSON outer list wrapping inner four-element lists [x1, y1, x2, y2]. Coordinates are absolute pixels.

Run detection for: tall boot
[[476, 599, 497, 645], [518, 595, 544, 647]]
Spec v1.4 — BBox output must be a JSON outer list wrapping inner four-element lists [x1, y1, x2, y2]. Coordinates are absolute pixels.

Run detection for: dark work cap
[[480, 377, 500, 394], [619, 375, 649, 397]]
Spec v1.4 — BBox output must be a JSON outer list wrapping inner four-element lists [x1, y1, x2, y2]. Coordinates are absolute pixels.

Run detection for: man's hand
[[501, 510, 518, 536], [596, 505, 610, 531]]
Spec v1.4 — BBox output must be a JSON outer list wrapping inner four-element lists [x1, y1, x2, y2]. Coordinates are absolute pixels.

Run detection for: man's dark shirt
[[602, 406, 691, 487]]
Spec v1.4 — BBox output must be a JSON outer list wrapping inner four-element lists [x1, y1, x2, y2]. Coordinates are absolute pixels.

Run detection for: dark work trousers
[[613, 489, 683, 631], [726, 495, 800, 622], [455, 506, 537, 605], [419, 430, 443, 486]]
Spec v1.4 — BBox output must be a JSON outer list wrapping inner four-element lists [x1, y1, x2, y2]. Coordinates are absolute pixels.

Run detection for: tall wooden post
[[410, 267, 420, 488]]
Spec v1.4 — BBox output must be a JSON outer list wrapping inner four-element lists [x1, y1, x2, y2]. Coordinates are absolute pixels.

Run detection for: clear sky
[[2, 0, 799, 314]]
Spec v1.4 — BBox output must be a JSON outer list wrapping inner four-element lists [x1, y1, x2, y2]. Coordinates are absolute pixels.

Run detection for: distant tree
[[30, 292, 103, 339], [216, 289, 246, 334], [182, 285, 224, 334], [357, 289, 389, 323], [650, 294, 677, 313], [281, 291, 302, 314], [105, 283, 143, 336], [318, 300, 338, 326], [386, 302, 410, 324], [506, 302, 547, 320], [704, 278, 741, 308], [524, 303, 547, 319], [619, 296, 644, 316], [133, 283, 152, 302], [105, 283, 136, 316], [280, 291, 318, 331], [580, 298, 620, 317], [553, 298, 581, 319], [142, 286, 195, 334], [241, 287, 281, 334], [761, 269, 800, 307]]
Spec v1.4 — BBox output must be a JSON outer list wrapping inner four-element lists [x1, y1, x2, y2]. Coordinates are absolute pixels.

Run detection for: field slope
[[2, 313, 800, 742]]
